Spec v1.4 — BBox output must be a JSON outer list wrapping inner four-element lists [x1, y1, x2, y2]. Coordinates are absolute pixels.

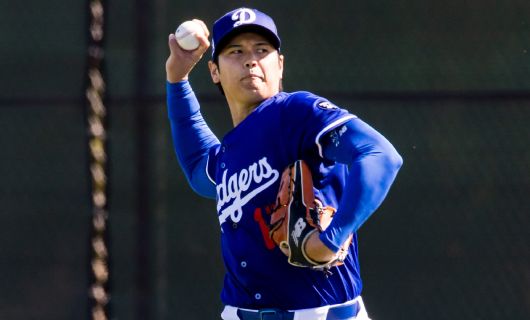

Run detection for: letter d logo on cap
[[231, 8, 256, 27]]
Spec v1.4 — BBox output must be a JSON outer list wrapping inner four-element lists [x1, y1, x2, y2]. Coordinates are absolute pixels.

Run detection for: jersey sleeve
[[318, 118, 403, 251], [280, 92, 356, 159], [167, 80, 219, 199]]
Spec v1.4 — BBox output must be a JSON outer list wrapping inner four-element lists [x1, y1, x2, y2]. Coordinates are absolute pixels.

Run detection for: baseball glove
[[269, 160, 352, 273]]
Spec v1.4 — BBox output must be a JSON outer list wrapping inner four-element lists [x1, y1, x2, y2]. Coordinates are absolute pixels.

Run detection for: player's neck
[[228, 102, 258, 127], [225, 93, 264, 126]]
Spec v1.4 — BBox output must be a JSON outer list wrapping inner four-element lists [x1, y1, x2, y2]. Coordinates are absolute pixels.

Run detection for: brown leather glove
[[269, 160, 352, 273]]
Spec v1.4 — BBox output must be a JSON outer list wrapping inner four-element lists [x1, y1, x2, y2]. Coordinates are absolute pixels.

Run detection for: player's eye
[[224, 46, 243, 55]]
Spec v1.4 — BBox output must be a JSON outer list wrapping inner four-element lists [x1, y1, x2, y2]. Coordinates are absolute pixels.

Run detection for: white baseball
[[175, 20, 202, 51]]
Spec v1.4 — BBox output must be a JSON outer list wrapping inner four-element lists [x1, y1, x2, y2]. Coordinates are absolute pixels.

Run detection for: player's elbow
[[381, 144, 403, 175]]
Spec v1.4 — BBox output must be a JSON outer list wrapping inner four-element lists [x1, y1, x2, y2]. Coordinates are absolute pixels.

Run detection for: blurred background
[[1, 0, 529, 319]]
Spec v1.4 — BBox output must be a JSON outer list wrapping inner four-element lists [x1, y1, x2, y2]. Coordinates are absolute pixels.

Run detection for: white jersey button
[[254, 293, 261, 300], [240, 261, 247, 268]]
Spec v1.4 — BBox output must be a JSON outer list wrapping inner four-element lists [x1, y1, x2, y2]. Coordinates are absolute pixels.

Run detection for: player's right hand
[[165, 19, 210, 83]]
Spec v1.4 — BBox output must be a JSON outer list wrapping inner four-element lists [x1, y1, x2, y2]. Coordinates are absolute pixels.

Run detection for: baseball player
[[165, 7, 402, 320]]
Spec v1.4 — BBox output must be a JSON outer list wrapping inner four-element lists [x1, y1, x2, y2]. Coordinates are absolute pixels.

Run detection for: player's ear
[[278, 54, 284, 80], [208, 60, 220, 84]]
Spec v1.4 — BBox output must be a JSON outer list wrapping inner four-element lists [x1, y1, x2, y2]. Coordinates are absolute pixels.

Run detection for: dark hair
[[212, 57, 225, 95]]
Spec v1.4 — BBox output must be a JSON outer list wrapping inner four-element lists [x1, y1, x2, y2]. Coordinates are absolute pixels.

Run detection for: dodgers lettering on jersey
[[206, 91, 362, 309], [216, 157, 279, 225]]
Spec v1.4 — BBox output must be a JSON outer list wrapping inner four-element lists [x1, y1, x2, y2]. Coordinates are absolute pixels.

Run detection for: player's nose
[[244, 55, 258, 69], [244, 60, 257, 68]]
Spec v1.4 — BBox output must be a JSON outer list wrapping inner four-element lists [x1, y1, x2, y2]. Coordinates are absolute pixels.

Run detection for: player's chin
[[240, 83, 266, 96], [241, 77, 264, 89], [241, 83, 277, 99]]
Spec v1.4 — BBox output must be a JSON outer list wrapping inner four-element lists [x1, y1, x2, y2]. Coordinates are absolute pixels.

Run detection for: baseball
[[175, 20, 202, 51]]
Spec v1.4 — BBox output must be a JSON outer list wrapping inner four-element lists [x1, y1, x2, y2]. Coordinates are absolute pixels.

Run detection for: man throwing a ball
[[166, 7, 403, 320]]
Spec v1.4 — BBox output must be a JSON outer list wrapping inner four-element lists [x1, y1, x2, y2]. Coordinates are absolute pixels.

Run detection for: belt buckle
[[258, 308, 280, 320]]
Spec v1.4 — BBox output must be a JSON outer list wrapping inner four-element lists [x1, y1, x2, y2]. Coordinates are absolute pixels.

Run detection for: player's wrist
[[166, 75, 188, 83], [166, 79, 192, 95], [318, 229, 342, 252]]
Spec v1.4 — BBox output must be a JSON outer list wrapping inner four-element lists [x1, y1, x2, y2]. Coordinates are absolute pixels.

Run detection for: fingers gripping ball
[[269, 160, 353, 273], [175, 20, 202, 51]]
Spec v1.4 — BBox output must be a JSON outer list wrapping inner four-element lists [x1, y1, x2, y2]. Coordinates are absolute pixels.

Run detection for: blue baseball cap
[[211, 8, 281, 60]]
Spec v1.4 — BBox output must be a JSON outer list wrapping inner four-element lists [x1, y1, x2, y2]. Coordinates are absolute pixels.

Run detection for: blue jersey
[[167, 81, 402, 310]]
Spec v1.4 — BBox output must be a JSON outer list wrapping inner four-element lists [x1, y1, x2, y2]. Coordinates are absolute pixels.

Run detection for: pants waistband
[[223, 297, 363, 320]]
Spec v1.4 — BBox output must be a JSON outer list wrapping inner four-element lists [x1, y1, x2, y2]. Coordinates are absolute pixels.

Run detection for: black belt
[[236, 301, 360, 320]]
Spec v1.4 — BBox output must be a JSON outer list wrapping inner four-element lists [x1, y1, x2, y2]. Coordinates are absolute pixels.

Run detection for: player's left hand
[[269, 160, 352, 273], [303, 231, 337, 263]]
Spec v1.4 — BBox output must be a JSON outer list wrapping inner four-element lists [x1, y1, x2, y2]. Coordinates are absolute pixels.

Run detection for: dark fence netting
[[1, 0, 528, 319], [349, 98, 530, 320]]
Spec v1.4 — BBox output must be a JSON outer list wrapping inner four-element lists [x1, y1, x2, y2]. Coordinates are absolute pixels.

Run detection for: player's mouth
[[241, 74, 264, 81]]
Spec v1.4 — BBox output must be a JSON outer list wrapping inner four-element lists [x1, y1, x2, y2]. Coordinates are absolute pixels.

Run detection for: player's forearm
[[319, 119, 403, 251], [167, 80, 219, 197]]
